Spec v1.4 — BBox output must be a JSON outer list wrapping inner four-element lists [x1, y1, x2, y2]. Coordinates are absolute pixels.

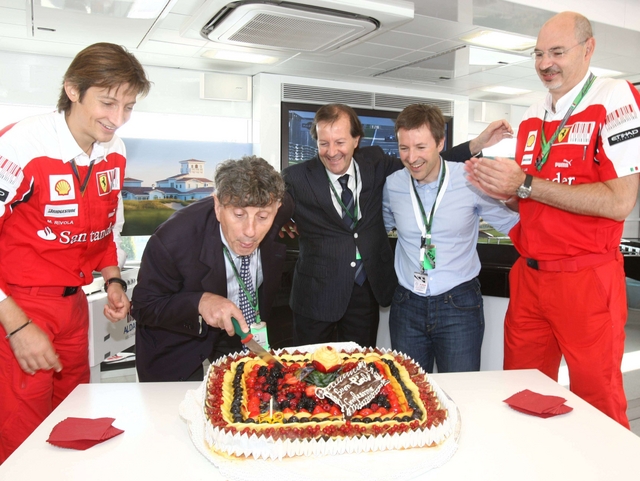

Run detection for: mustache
[[539, 67, 560, 75]]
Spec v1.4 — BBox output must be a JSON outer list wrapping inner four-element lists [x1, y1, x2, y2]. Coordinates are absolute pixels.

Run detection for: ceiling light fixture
[[201, 49, 280, 64], [41, 0, 173, 19], [127, 0, 176, 20], [590, 67, 623, 78], [469, 47, 530, 66], [482, 86, 531, 95], [461, 30, 536, 52]]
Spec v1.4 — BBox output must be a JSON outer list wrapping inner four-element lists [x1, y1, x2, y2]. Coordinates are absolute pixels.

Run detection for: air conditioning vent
[[282, 84, 454, 116], [282, 84, 374, 107], [182, 0, 413, 56], [374, 93, 453, 116], [201, 1, 378, 52]]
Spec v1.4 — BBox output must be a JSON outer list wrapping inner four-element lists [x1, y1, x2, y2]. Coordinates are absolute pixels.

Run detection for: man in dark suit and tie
[[283, 104, 512, 347], [132, 156, 293, 381]]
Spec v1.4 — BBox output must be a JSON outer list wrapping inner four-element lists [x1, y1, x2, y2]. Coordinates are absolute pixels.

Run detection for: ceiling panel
[[395, 14, 476, 39], [344, 42, 413, 59], [147, 27, 209, 46], [0, 0, 638, 109], [367, 31, 444, 50], [0, 5, 26, 25]]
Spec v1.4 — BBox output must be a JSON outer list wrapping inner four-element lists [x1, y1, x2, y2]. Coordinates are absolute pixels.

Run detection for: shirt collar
[[543, 70, 592, 116], [325, 158, 356, 184], [54, 111, 106, 165]]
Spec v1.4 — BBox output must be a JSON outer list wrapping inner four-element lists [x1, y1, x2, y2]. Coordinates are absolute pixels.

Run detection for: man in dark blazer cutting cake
[[132, 156, 293, 381], [283, 104, 512, 347]]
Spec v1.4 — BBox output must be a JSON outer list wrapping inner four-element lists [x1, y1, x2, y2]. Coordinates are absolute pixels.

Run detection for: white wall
[[0, 50, 252, 119]]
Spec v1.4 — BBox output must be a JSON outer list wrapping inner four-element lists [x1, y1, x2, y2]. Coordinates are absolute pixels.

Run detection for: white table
[[1, 370, 639, 480]]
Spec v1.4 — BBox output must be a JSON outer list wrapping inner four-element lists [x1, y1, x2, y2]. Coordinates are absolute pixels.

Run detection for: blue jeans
[[389, 278, 484, 373]]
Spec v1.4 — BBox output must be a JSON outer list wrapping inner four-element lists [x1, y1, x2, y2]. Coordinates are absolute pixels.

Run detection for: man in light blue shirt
[[382, 104, 519, 373]]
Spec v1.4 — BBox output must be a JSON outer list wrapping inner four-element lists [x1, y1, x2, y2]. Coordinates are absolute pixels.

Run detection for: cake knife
[[231, 318, 284, 368]]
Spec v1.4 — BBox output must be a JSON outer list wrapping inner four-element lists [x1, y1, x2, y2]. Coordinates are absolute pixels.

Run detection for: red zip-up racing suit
[[506, 73, 640, 428], [0, 111, 126, 461]]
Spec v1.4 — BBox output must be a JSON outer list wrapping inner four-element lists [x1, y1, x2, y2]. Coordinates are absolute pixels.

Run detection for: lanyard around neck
[[70, 159, 96, 196], [410, 158, 449, 244], [328, 164, 359, 227], [222, 245, 260, 317], [536, 73, 596, 171]]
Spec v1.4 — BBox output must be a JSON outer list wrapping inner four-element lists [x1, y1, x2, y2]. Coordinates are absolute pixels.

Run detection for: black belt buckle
[[62, 286, 78, 297], [526, 258, 539, 270]]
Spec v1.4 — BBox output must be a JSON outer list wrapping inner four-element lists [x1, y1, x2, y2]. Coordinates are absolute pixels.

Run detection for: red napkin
[[503, 389, 573, 418], [47, 417, 124, 450]]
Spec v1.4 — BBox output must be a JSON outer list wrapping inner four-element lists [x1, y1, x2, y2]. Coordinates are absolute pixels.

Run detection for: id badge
[[413, 272, 428, 294], [250, 321, 270, 350], [422, 245, 436, 270]]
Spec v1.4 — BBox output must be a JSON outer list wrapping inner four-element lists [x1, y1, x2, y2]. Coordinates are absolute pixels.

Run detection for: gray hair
[[214, 156, 284, 207], [573, 13, 593, 43]]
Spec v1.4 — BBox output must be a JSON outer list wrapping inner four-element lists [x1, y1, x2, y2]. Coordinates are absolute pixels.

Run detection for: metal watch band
[[517, 174, 533, 199]]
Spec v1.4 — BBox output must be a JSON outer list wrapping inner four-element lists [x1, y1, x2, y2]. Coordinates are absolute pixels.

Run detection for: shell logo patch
[[55, 179, 71, 196], [524, 131, 537, 151], [49, 174, 75, 201]]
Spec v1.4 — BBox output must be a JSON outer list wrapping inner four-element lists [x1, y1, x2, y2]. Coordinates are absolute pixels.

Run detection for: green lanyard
[[328, 166, 359, 228], [222, 245, 260, 323], [411, 159, 447, 271], [536, 73, 596, 171]]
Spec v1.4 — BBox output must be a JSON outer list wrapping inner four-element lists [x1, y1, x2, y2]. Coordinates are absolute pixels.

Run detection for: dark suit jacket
[[132, 195, 293, 381], [283, 143, 473, 322]]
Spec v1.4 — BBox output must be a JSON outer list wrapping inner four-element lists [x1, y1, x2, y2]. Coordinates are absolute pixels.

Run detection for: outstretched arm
[[469, 119, 514, 155]]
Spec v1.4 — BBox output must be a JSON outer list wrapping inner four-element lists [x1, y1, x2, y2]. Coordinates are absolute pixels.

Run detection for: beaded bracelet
[[5, 319, 32, 340]]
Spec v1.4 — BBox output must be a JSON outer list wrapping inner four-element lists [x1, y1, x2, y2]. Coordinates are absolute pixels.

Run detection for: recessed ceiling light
[[127, 0, 177, 20], [41, 0, 173, 19], [482, 86, 531, 95], [461, 30, 536, 52], [469, 47, 530, 66], [201, 50, 280, 64]]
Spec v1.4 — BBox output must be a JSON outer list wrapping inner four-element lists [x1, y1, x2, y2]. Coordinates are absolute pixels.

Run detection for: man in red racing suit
[[0, 43, 151, 462], [466, 12, 640, 428]]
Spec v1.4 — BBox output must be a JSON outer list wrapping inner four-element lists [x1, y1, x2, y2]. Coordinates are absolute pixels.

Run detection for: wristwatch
[[104, 277, 127, 293], [516, 174, 533, 199]]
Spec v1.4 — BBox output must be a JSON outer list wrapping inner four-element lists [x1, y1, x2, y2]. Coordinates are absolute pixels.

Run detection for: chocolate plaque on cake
[[315, 361, 389, 417]]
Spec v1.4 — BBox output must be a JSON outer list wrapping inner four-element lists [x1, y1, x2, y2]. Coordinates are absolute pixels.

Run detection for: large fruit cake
[[202, 346, 456, 460]]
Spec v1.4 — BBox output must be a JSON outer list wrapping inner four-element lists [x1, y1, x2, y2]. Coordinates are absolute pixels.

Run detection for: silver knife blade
[[244, 337, 284, 368]]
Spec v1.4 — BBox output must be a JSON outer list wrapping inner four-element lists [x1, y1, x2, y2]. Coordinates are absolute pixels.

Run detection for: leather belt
[[9, 285, 80, 297], [525, 250, 618, 272]]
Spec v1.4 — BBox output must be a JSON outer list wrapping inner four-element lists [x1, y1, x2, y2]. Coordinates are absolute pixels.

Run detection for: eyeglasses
[[530, 40, 587, 61]]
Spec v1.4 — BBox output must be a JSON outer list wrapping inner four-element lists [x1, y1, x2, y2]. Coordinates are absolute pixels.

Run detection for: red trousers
[[0, 288, 89, 463], [504, 254, 629, 428]]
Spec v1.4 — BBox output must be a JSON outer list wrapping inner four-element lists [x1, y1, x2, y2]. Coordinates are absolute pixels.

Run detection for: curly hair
[[214, 156, 284, 207]]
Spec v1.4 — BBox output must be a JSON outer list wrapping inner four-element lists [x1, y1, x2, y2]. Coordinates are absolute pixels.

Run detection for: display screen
[[281, 101, 452, 169]]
